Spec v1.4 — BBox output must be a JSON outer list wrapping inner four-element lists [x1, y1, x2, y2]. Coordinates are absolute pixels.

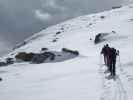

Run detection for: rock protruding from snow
[[2, 48, 79, 64]]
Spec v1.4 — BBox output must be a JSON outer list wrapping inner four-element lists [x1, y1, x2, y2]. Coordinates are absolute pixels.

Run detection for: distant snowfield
[[1, 4, 133, 100]]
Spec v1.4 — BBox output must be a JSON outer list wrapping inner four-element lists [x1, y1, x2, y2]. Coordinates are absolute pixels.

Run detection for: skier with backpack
[[101, 44, 109, 65], [101, 44, 119, 78], [108, 48, 119, 76], [101, 44, 110, 70]]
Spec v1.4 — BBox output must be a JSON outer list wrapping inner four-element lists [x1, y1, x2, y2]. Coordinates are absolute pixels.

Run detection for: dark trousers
[[112, 60, 116, 76], [109, 59, 116, 76]]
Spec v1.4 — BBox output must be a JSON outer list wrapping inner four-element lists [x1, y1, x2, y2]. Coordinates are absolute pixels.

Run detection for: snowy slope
[[1, 4, 133, 100]]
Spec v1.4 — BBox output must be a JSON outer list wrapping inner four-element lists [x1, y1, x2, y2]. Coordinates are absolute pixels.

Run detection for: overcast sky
[[0, 0, 131, 56]]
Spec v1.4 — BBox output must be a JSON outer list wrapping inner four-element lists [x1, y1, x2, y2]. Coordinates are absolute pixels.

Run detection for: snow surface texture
[[1, 4, 133, 100]]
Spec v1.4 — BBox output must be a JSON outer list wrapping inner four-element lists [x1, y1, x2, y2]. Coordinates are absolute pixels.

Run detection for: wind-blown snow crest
[[1, 4, 133, 100]]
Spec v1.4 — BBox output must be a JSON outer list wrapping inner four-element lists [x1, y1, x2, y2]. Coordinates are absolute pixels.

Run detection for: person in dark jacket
[[101, 44, 110, 67], [108, 48, 119, 76]]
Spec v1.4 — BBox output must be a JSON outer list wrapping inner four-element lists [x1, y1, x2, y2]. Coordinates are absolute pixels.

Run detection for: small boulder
[[41, 48, 48, 51], [31, 54, 47, 64], [6, 58, 14, 64], [0, 62, 7, 67], [100, 16, 105, 19], [52, 39, 57, 42], [43, 52, 56, 60], [56, 31, 61, 35], [94, 33, 102, 44], [62, 48, 79, 55]]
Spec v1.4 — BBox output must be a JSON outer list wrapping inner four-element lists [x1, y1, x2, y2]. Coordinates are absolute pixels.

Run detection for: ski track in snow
[[99, 63, 128, 100], [1, 4, 133, 100]]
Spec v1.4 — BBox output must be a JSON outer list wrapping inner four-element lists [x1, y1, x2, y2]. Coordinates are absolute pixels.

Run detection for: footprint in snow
[[128, 77, 133, 81]]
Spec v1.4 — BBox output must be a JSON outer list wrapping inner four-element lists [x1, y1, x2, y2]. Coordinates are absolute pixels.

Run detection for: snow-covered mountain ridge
[[7, 4, 133, 56], [0, 4, 133, 100]]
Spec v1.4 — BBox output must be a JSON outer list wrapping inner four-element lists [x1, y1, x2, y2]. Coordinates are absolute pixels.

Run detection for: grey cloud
[[36, 0, 124, 26], [0, 0, 43, 44]]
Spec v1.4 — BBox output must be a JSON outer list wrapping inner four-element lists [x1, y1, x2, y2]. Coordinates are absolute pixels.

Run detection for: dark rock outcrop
[[94, 33, 102, 44], [56, 31, 61, 35], [41, 48, 48, 51], [0, 62, 7, 67], [31, 52, 55, 64], [62, 48, 79, 55], [15, 52, 35, 61]]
